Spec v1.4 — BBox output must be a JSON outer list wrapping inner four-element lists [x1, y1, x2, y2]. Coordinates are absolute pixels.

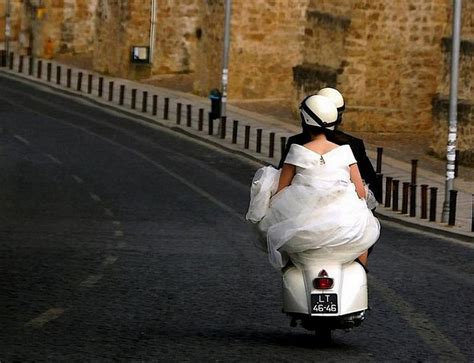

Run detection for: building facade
[[1, 0, 473, 164]]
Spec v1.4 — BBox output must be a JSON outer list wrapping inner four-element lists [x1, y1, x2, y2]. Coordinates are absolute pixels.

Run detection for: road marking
[[117, 241, 127, 249], [13, 134, 30, 145], [3, 92, 247, 221], [114, 230, 124, 237], [112, 221, 121, 226], [104, 208, 114, 217], [89, 193, 102, 202], [72, 175, 84, 184], [370, 275, 464, 361], [25, 308, 65, 328], [102, 256, 118, 266], [80, 274, 103, 287], [45, 153, 63, 165]]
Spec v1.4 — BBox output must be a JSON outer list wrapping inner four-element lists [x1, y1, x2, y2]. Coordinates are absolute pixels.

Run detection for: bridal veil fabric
[[246, 144, 380, 269]]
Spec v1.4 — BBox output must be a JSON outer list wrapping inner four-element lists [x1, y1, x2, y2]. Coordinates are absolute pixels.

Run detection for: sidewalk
[[1, 55, 472, 241]]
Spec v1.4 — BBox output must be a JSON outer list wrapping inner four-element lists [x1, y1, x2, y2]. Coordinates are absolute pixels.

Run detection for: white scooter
[[282, 258, 368, 342]]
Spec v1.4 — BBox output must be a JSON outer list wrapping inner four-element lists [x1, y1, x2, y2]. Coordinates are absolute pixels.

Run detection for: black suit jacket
[[278, 130, 380, 198]]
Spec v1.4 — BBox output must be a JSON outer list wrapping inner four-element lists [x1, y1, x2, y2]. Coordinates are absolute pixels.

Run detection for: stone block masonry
[[2, 0, 473, 165]]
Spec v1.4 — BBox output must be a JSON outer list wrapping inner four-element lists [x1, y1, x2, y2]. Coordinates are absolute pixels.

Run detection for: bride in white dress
[[247, 95, 380, 269]]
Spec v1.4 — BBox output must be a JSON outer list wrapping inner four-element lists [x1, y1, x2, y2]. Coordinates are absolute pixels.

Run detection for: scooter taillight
[[313, 277, 334, 289], [313, 270, 334, 289]]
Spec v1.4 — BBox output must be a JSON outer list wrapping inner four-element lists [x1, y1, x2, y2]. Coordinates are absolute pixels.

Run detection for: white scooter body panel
[[282, 261, 367, 316]]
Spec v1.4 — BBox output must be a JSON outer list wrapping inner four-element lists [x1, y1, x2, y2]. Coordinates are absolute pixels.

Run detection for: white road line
[[112, 221, 121, 226], [13, 134, 30, 145], [2, 94, 245, 221], [45, 153, 63, 165], [89, 193, 102, 202], [80, 274, 103, 288], [114, 230, 124, 237], [370, 275, 464, 361], [72, 175, 84, 184], [104, 208, 114, 217], [117, 241, 127, 249], [102, 256, 118, 266], [25, 308, 65, 328]]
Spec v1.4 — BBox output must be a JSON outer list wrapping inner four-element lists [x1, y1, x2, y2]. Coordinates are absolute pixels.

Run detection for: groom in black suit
[[278, 89, 381, 201]]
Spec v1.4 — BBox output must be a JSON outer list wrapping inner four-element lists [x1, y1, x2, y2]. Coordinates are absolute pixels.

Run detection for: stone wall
[[2, 0, 472, 164], [293, 0, 350, 105], [338, 0, 449, 133], [0, 0, 96, 58], [193, 0, 224, 96], [93, 0, 150, 78], [153, 0, 200, 75], [226, 0, 307, 100]]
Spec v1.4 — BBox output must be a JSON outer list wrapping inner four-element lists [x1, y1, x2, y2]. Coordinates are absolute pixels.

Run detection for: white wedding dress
[[247, 144, 380, 269]]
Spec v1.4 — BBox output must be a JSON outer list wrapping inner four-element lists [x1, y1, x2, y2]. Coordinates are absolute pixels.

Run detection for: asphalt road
[[0, 74, 473, 362]]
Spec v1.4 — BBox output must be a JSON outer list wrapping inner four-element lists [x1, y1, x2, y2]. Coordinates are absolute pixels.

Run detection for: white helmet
[[299, 95, 338, 130], [317, 87, 345, 109]]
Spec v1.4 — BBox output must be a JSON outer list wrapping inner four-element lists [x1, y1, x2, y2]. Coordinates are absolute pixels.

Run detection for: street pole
[[441, 0, 462, 223], [220, 0, 232, 117], [4, 0, 11, 67]]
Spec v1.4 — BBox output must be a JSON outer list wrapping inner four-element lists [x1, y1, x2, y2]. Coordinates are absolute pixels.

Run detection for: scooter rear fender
[[282, 261, 368, 316]]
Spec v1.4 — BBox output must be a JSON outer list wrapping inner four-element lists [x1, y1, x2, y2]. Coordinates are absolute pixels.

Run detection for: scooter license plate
[[311, 294, 338, 314]]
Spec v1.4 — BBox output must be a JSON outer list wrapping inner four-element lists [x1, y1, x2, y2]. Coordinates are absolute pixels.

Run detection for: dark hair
[[301, 121, 334, 138]]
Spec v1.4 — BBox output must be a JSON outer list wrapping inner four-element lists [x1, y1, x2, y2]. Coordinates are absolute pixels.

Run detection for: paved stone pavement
[[1, 55, 472, 241]]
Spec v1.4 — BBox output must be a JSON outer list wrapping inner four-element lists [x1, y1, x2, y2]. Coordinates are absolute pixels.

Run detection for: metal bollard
[[392, 179, 399, 211], [208, 112, 214, 135], [46, 63, 52, 82], [56, 66, 61, 85], [409, 184, 417, 217], [98, 77, 104, 97], [176, 103, 182, 124], [152, 95, 158, 116], [401, 182, 410, 214], [411, 159, 418, 185], [280, 136, 287, 160], [376, 147, 383, 174], [119, 85, 125, 105], [88, 75, 93, 94], [108, 81, 114, 101], [232, 120, 238, 144], [420, 184, 428, 219], [269, 132, 275, 158], [244, 126, 250, 149], [448, 190, 458, 226], [375, 173, 383, 203], [471, 195, 474, 232], [186, 105, 192, 127], [77, 72, 83, 91], [142, 91, 148, 112], [384, 176, 393, 208], [37, 60, 42, 79], [256, 129, 262, 153], [19, 55, 24, 73], [220, 116, 227, 139], [429, 187, 437, 222], [131, 89, 137, 109], [28, 57, 34, 75], [164, 98, 169, 120], [198, 108, 204, 131], [66, 68, 72, 88]]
